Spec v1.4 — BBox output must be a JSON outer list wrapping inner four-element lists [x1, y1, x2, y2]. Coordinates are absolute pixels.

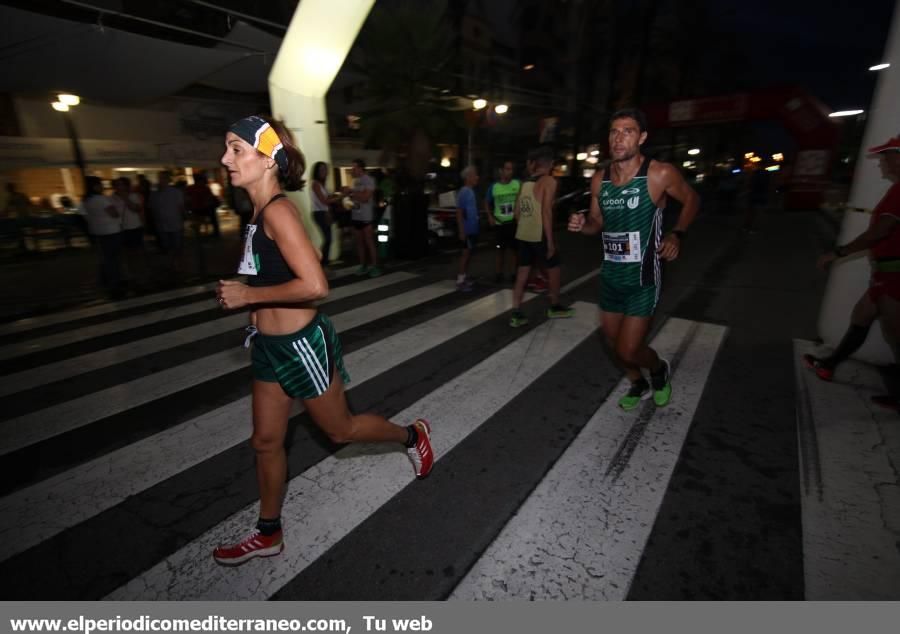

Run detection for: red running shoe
[[213, 529, 283, 566], [407, 419, 434, 479], [802, 354, 834, 382]]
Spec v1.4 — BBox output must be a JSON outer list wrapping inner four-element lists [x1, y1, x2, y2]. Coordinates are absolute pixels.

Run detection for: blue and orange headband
[[229, 115, 289, 175]]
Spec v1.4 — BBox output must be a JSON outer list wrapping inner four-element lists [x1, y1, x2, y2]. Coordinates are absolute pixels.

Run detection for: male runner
[[510, 145, 573, 326], [485, 160, 521, 282], [569, 108, 699, 409]]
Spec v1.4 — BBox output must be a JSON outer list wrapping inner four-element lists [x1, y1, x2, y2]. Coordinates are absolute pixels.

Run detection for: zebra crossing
[[793, 340, 900, 600], [452, 318, 728, 600], [0, 265, 893, 600]]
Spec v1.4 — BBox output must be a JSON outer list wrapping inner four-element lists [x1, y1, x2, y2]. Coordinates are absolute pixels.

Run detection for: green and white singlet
[[598, 157, 664, 317]]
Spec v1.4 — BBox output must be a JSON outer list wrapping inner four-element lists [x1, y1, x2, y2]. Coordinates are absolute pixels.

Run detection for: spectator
[[84, 176, 124, 298], [150, 170, 186, 278], [186, 172, 221, 238], [113, 176, 148, 288]]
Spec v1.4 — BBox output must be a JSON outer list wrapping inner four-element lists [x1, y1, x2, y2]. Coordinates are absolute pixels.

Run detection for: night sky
[[479, 0, 895, 112], [710, 0, 895, 111]]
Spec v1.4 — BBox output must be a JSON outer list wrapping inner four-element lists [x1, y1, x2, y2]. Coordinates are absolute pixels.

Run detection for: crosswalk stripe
[[0, 272, 418, 397], [0, 299, 222, 361], [0, 290, 524, 563], [0, 280, 457, 456], [793, 339, 900, 600], [451, 318, 727, 600], [561, 268, 600, 294], [106, 302, 597, 600], [0, 283, 221, 337], [0, 264, 372, 338]]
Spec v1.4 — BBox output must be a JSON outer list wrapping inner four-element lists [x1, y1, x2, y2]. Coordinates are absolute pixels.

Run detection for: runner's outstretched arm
[[818, 215, 899, 269], [541, 176, 558, 256], [654, 163, 699, 261], [568, 170, 604, 235]]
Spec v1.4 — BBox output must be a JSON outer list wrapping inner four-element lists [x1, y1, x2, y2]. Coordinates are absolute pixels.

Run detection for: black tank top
[[237, 194, 297, 287]]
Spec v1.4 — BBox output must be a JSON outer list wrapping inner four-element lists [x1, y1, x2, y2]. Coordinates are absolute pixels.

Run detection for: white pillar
[[268, 0, 375, 263], [818, 0, 899, 365]]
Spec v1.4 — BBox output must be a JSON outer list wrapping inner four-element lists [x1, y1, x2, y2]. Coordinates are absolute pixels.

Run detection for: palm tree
[[349, 0, 463, 257], [351, 0, 461, 181]]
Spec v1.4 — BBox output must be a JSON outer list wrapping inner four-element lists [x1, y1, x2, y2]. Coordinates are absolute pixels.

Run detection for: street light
[[472, 98, 487, 110], [869, 63, 890, 71], [829, 110, 864, 117], [576, 152, 588, 161], [494, 104, 509, 114], [688, 148, 701, 155], [50, 94, 86, 191]]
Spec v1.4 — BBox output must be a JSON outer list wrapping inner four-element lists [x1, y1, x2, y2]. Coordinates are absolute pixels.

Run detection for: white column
[[818, 0, 899, 365], [269, 0, 375, 263]]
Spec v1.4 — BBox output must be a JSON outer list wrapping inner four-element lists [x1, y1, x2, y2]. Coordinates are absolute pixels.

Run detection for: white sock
[[457, 274, 466, 284]]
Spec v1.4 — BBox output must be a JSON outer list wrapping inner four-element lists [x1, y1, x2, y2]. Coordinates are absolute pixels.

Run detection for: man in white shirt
[[84, 176, 124, 297], [113, 176, 147, 286], [343, 158, 381, 277]]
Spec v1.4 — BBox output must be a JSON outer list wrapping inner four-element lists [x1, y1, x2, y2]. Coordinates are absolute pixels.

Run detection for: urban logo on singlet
[[600, 160, 663, 287]]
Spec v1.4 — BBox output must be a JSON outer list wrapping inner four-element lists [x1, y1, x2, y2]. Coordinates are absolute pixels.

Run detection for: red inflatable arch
[[643, 88, 841, 209]]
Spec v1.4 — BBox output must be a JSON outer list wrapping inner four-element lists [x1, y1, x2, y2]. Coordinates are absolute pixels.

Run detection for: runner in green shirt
[[485, 160, 521, 283], [569, 108, 699, 410]]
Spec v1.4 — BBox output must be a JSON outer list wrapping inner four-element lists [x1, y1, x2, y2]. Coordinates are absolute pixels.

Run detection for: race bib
[[497, 202, 514, 219], [238, 225, 258, 275], [602, 231, 642, 263]]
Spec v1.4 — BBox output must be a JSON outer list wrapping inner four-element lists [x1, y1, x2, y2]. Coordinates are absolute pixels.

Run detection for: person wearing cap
[[803, 136, 900, 409], [212, 115, 434, 566]]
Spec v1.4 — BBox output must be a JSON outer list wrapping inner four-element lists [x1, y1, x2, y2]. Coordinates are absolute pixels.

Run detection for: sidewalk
[[0, 208, 573, 323], [794, 339, 900, 599], [0, 211, 248, 322]]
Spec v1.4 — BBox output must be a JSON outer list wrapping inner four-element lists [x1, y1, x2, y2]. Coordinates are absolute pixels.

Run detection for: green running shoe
[[618, 378, 650, 411], [356, 265, 369, 275], [509, 310, 529, 328], [367, 266, 383, 278], [547, 304, 575, 319], [651, 359, 672, 407]]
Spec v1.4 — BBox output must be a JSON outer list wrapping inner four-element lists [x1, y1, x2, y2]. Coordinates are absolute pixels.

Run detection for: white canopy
[[0, 5, 281, 103]]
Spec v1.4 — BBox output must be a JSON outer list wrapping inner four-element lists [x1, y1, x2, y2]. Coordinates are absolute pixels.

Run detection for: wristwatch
[[671, 229, 686, 241]]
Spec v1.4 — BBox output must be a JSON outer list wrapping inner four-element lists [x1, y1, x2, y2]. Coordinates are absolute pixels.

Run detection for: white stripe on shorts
[[301, 337, 329, 393], [292, 340, 325, 395]]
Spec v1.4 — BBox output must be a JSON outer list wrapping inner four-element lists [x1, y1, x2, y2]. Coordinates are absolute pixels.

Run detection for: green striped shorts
[[598, 274, 660, 318], [251, 313, 351, 399]]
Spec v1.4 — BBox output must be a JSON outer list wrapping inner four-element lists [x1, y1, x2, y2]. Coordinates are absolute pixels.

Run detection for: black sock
[[826, 324, 870, 367], [650, 360, 668, 389], [405, 424, 418, 448], [256, 516, 281, 536]]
